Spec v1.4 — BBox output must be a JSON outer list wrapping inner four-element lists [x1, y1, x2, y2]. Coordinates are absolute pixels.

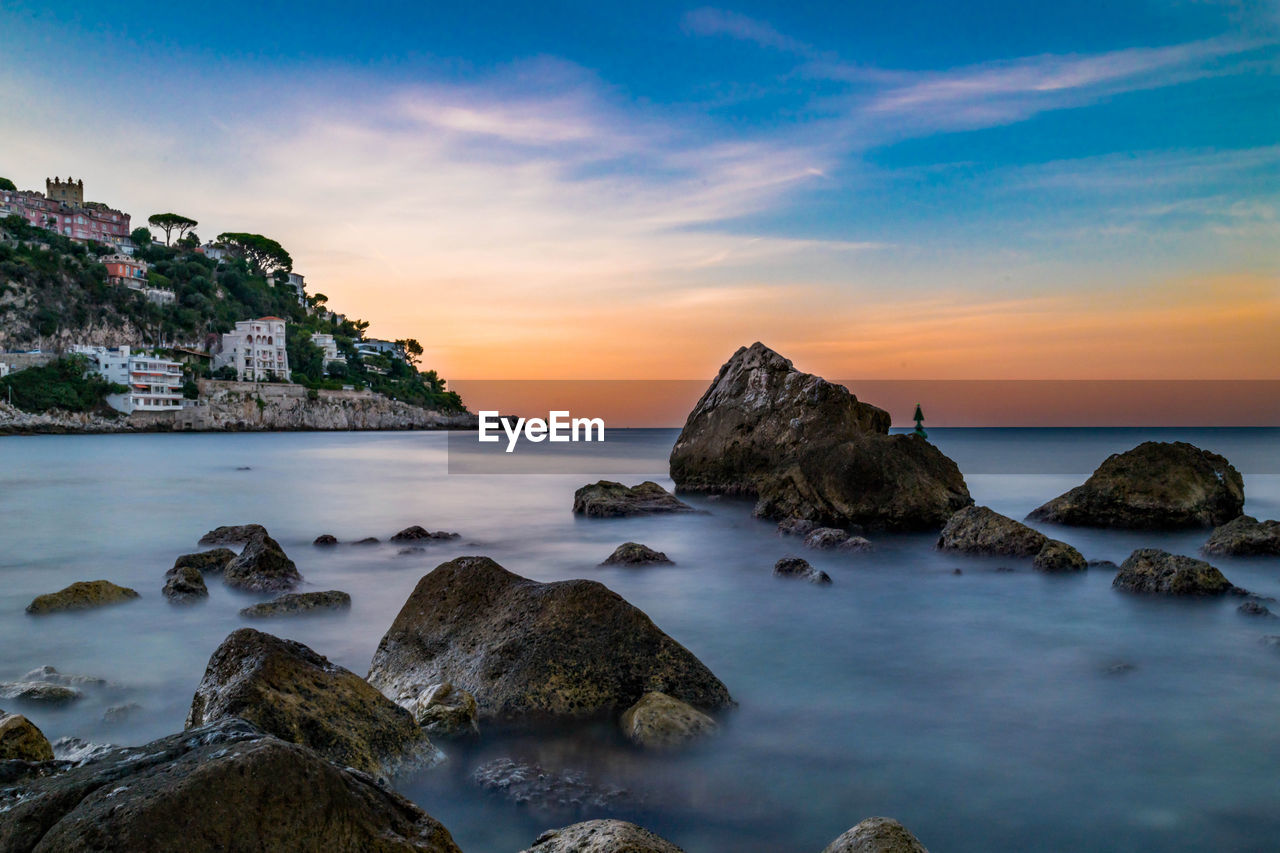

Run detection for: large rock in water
[[572, 481, 697, 517], [239, 589, 352, 618], [187, 628, 438, 777], [198, 523, 268, 545], [1112, 548, 1234, 596], [619, 691, 719, 749], [1028, 441, 1244, 529], [1203, 515, 1280, 556], [0, 719, 462, 853], [669, 343, 971, 530], [0, 711, 54, 761], [367, 557, 732, 720], [162, 565, 208, 603], [26, 580, 139, 614], [173, 548, 236, 573], [822, 817, 930, 853], [937, 506, 1086, 573], [520, 820, 685, 853], [223, 528, 302, 592]]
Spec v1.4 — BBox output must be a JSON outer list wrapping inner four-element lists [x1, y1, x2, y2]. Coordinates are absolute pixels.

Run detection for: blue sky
[[1, 1, 1276, 378]]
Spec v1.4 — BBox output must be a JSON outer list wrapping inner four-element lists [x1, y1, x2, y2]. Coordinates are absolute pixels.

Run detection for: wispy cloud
[[681, 7, 814, 54]]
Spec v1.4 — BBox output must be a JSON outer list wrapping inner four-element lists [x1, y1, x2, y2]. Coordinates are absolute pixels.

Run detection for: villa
[[72, 345, 184, 413], [213, 317, 290, 381]]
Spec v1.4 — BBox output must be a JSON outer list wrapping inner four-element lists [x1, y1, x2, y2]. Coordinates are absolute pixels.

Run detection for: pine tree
[[912, 403, 928, 438]]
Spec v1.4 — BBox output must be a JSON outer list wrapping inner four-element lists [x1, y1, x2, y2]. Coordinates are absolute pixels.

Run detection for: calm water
[[1, 428, 1278, 852]]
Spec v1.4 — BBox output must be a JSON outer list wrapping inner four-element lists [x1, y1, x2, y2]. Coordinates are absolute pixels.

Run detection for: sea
[[1, 427, 1277, 852]]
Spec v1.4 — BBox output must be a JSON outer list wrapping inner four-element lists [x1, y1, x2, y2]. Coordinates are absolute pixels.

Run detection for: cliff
[[0, 381, 476, 434]]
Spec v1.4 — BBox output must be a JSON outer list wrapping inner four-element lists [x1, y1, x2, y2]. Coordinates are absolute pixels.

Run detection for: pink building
[[0, 177, 131, 245]]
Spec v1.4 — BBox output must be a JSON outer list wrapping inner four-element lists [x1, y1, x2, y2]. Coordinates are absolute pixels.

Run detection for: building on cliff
[[310, 333, 346, 367], [100, 253, 174, 304], [72, 345, 184, 413], [354, 338, 406, 362], [213, 317, 290, 382], [0, 178, 131, 246]]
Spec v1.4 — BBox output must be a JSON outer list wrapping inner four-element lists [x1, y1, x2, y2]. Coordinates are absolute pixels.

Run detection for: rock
[[25, 580, 140, 614], [1203, 515, 1280, 556], [1105, 662, 1137, 675], [239, 589, 352, 618], [1028, 441, 1244, 529], [773, 557, 832, 585], [20, 666, 107, 687], [572, 480, 697, 517], [1031, 539, 1088, 573], [354, 536, 381, 545], [803, 528, 872, 551], [601, 542, 674, 566], [367, 557, 732, 720], [173, 548, 236, 573], [0, 682, 81, 703], [405, 682, 480, 738], [51, 736, 116, 764], [198, 523, 268, 545], [399, 547, 427, 556], [473, 759, 629, 811], [223, 528, 302, 592], [103, 702, 140, 723], [1261, 636, 1280, 648], [777, 518, 818, 536], [1112, 548, 1234, 596], [821, 816, 930, 853], [1088, 559, 1119, 570], [391, 526, 460, 542], [187, 628, 439, 777], [1239, 601, 1275, 618], [162, 564, 209, 603], [314, 533, 340, 545], [669, 343, 971, 530], [937, 505, 1085, 573], [0, 719, 463, 853], [0, 711, 54, 762], [619, 691, 718, 749], [521, 820, 683, 853]]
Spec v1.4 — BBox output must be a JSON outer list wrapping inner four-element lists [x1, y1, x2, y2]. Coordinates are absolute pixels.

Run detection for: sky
[[1, 0, 1277, 387]]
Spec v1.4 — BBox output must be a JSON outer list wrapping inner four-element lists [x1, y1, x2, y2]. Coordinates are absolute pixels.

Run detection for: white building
[[72, 345, 184, 413], [354, 338, 406, 361], [0, 362, 9, 378], [214, 317, 290, 381], [197, 242, 228, 263], [310, 333, 346, 366], [286, 272, 306, 306]]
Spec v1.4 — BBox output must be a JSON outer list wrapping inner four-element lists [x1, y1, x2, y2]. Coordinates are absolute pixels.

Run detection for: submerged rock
[[804, 528, 872, 551], [670, 343, 971, 530], [773, 557, 832, 585], [187, 628, 438, 777], [521, 820, 683, 853], [1238, 601, 1275, 618], [473, 759, 629, 811], [198, 523, 268, 545], [0, 719, 463, 853], [1112, 549, 1234, 596], [162, 564, 209, 603], [314, 533, 339, 546], [354, 536, 381, 545], [619, 691, 718, 749], [0, 711, 54, 762], [25, 580, 139, 614], [173, 548, 236, 573], [601, 542, 674, 566], [1028, 441, 1244, 529], [20, 666, 107, 687], [572, 481, 697, 517], [223, 528, 302, 592], [937, 505, 1085, 573], [1203, 515, 1280, 557], [405, 682, 480, 738], [367, 556, 732, 720], [777, 518, 819, 537], [391, 526, 460, 542], [102, 702, 140, 723], [239, 589, 352, 618], [821, 816, 930, 853]]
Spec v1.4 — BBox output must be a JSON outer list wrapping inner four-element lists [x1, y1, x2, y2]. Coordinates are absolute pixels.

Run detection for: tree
[[213, 365, 239, 381], [148, 213, 198, 246], [0, 177, 16, 191], [130, 227, 152, 246], [177, 230, 200, 249], [396, 338, 424, 367], [216, 232, 292, 276]]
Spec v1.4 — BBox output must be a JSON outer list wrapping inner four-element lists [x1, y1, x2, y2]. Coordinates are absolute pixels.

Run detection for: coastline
[[0, 380, 477, 435]]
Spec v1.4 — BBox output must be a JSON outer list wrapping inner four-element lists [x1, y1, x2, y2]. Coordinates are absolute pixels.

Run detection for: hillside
[[0, 214, 464, 413]]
